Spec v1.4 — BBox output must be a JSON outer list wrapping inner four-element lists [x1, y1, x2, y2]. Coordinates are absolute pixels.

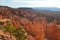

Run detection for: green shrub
[[0, 21, 26, 40]]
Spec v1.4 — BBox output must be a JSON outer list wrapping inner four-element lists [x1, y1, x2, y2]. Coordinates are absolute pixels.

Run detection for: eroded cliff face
[[0, 6, 60, 40]]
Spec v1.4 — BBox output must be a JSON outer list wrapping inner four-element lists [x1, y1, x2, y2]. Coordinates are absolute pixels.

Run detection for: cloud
[[27, 0, 60, 7], [10, 0, 60, 7], [0, 0, 4, 1], [10, 0, 47, 3], [0, 0, 60, 8], [5, 1, 34, 8]]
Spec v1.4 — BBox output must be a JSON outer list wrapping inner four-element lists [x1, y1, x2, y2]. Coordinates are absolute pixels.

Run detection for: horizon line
[[0, 5, 60, 8]]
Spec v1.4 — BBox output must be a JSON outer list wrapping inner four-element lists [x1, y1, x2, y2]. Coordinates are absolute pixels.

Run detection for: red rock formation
[[0, 6, 60, 40], [27, 35, 36, 40]]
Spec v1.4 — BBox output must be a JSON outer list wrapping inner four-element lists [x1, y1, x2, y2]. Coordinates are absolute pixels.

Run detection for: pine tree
[[0, 20, 27, 40]]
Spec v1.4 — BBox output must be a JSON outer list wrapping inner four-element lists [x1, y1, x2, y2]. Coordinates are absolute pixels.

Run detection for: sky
[[0, 0, 60, 8]]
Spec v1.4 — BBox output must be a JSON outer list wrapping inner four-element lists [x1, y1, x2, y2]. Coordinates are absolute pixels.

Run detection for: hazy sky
[[0, 0, 60, 8]]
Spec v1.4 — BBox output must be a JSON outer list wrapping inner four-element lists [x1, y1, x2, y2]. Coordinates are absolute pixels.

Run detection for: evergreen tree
[[0, 21, 27, 40]]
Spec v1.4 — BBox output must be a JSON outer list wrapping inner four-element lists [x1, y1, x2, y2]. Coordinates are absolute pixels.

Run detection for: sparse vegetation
[[0, 21, 27, 40]]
